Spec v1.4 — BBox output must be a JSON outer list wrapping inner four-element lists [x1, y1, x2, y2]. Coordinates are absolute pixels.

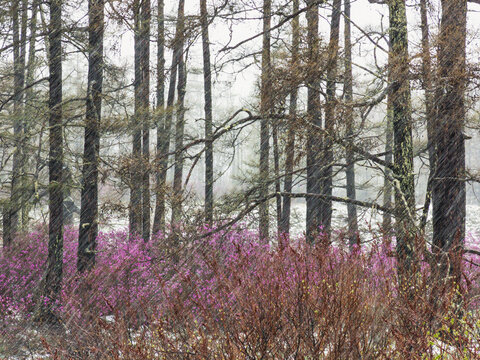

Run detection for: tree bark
[[6, 0, 27, 246], [259, 0, 271, 241], [273, 123, 281, 233], [78, 0, 103, 272], [129, 0, 142, 236], [141, 0, 151, 241], [343, 0, 359, 246], [419, 0, 435, 236], [200, 0, 214, 225], [153, 0, 165, 235], [280, 0, 299, 236], [432, 0, 467, 283], [389, 0, 415, 275], [153, 0, 182, 234], [305, 0, 322, 244], [39, 0, 63, 322], [22, 0, 39, 229], [171, 0, 186, 226], [322, 0, 341, 240]]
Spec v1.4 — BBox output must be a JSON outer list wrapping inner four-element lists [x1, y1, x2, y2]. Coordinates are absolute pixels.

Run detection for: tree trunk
[[171, 0, 186, 226], [389, 0, 415, 275], [6, 0, 27, 246], [273, 124, 281, 233], [280, 0, 299, 236], [141, 0, 151, 241], [259, 0, 271, 241], [78, 0, 103, 272], [22, 0, 39, 229], [343, 0, 359, 246], [200, 0, 214, 225], [419, 0, 435, 235], [153, 0, 181, 234], [305, 0, 322, 244], [432, 0, 466, 283], [39, 0, 63, 321], [322, 0, 341, 240], [129, 0, 142, 236], [383, 102, 393, 238]]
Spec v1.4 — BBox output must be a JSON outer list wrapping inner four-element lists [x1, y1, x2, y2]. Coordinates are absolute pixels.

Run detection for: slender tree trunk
[[171, 0, 186, 226], [280, 0, 299, 236], [22, 0, 38, 230], [78, 0, 103, 272], [343, 0, 358, 246], [305, 0, 322, 244], [322, 0, 341, 240], [389, 0, 415, 275], [39, 0, 63, 321], [432, 0, 466, 283], [200, 0, 214, 224], [130, 0, 142, 236], [6, 0, 27, 246], [152, 0, 166, 235], [259, 0, 271, 241], [273, 124, 281, 233], [419, 0, 435, 234], [141, 0, 151, 241], [19, 0, 27, 230], [153, 0, 165, 235], [153, 0, 181, 234]]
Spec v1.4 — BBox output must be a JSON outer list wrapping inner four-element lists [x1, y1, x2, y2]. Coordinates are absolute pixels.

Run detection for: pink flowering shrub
[[1, 226, 480, 358]]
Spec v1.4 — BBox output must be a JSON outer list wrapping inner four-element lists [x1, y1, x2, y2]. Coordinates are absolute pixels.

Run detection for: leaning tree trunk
[[389, 0, 415, 276], [322, 0, 341, 241], [153, 0, 181, 234], [78, 0, 104, 272], [200, 0, 214, 224], [343, 0, 359, 246], [141, 0, 151, 241], [280, 0, 299, 236], [38, 0, 64, 322], [259, 0, 271, 241], [305, 0, 322, 244], [171, 0, 186, 226], [432, 0, 466, 284]]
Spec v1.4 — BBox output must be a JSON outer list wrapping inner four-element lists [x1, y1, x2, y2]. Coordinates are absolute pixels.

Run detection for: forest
[[1, 0, 480, 357]]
